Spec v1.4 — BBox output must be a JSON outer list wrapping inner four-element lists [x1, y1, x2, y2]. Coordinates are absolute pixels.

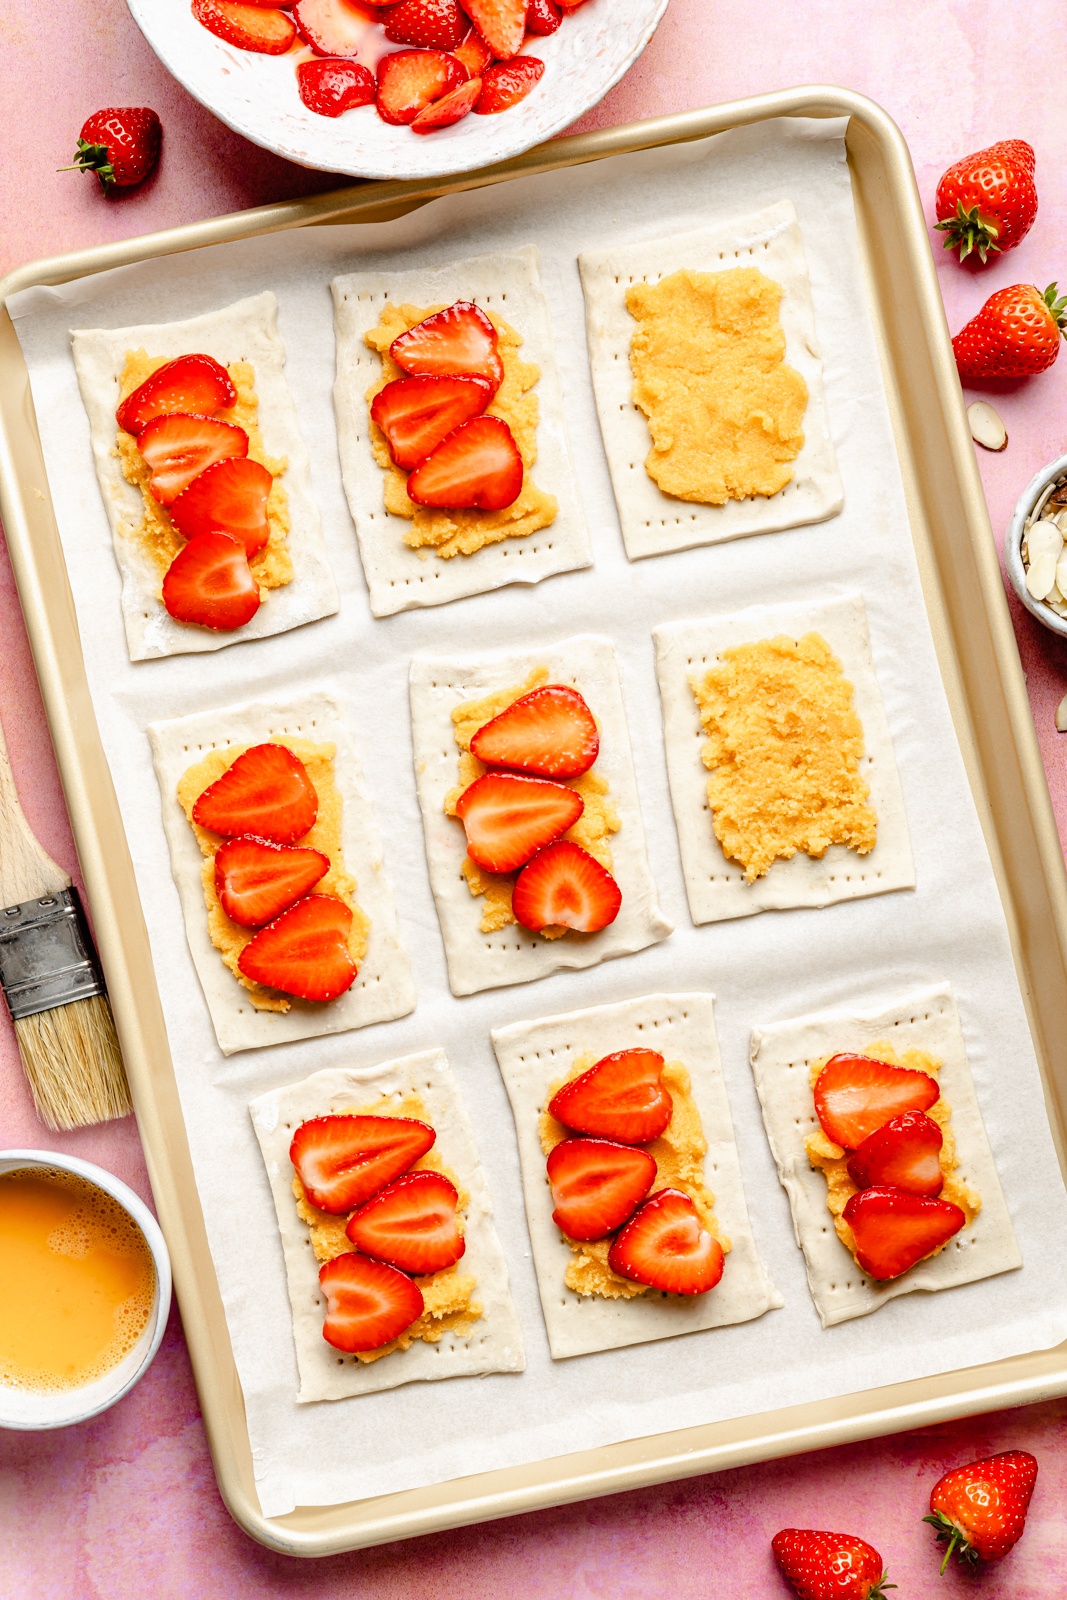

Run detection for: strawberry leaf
[[935, 200, 1002, 264], [60, 139, 117, 194], [923, 1510, 980, 1575], [1042, 282, 1067, 334]]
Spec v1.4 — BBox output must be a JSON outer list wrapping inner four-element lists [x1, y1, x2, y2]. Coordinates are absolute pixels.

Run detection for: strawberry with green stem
[[935, 140, 1037, 265], [925, 1450, 1038, 1574], [953, 283, 1067, 382], [62, 107, 161, 194]]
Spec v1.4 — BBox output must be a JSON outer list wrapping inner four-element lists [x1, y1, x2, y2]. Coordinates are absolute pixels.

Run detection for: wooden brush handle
[[0, 712, 69, 907]]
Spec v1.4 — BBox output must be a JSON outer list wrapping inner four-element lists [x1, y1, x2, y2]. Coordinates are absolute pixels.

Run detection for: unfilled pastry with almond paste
[[177, 737, 368, 1012], [444, 667, 619, 936], [691, 631, 877, 882], [365, 303, 557, 559]]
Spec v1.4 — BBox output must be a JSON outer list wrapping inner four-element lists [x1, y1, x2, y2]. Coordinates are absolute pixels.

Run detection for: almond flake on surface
[[1057, 694, 1067, 732], [967, 400, 1007, 451]]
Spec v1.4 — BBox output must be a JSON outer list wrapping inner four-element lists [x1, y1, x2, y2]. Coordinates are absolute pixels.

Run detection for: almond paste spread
[[690, 632, 877, 882], [177, 738, 369, 1013], [365, 303, 558, 559], [539, 1055, 729, 1299], [293, 1092, 481, 1363], [805, 1042, 982, 1267], [626, 267, 808, 505], [117, 351, 293, 593], [444, 667, 620, 938]]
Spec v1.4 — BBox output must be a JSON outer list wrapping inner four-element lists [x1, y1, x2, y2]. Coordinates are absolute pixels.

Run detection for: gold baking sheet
[[2, 85, 1067, 1555]]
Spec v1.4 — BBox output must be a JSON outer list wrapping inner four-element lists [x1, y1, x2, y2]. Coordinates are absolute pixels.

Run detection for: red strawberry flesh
[[547, 1137, 656, 1241], [371, 375, 492, 469], [926, 1450, 1039, 1570], [813, 1053, 940, 1149], [463, 0, 525, 57], [842, 1186, 965, 1281], [383, 0, 468, 50], [454, 27, 493, 73], [548, 1049, 672, 1144], [411, 75, 482, 132], [193, 742, 319, 843], [345, 1170, 465, 1274], [297, 57, 376, 115], [390, 301, 503, 392], [512, 839, 622, 933], [291, 1113, 435, 1213], [238, 894, 357, 1002], [406, 415, 523, 510], [846, 1109, 944, 1197], [116, 353, 236, 436], [935, 140, 1037, 264], [475, 56, 545, 115], [137, 413, 248, 506], [607, 1188, 724, 1295], [772, 1528, 889, 1600], [319, 1252, 424, 1353], [470, 684, 599, 778], [170, 456, 273, 559], [161, 531, 260, 632], [70, 107, 161, 193], [952, 282, 1067, 381], [192, 0, 298, 54], [293, 0, 378, 56], [454, 772, 583, 873], [375, 48, 467, 126], [214, 835, 330, 928], [525, 0, 561, 34]]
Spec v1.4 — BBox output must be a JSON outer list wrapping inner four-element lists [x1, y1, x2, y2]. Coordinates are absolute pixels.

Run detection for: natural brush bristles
[[14, 994, 131, 1131]]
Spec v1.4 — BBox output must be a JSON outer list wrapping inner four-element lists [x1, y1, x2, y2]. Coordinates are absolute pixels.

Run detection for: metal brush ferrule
[[0, 887, 106, 1021]]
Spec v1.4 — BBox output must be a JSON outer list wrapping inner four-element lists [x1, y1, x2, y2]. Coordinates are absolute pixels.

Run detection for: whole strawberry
[[925, 1450, 1038, 1574], [771, 1528, 893, 1599], [65, 107, 161, 194], [953, 282, 1067, 381], [935, 139, 1037, 264]]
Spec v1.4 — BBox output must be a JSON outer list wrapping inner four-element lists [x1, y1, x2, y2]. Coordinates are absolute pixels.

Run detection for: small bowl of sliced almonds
[[1006, 453, 1067, 637]]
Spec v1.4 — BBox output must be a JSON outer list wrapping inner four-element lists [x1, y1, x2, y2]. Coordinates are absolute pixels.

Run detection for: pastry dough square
[[578, 200, 843, 560], [331, 247, 591, 617], [250, 1051, 525, 1402], [750, 983, 1021, 1328], [71, 292, 338, 661], [409, 633, 672, 996], [492, 992, 782, 1359], [654, 593, 915, 924], [148, 689, 415, 1055]]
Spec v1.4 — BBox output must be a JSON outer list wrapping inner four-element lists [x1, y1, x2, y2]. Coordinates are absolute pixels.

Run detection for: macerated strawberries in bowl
[[125, 0, 667, 179]]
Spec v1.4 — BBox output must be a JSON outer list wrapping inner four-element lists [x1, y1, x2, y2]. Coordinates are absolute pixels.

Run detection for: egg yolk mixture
[[444, 667, 620, 938], [117, 352, 292, 592], [539, 1056, 729, 1299], [177, 738, 369, 1013], [805, 1042, 982, 1266], [365, 303, 558, 559], [626, 267, 808, 505], [691, 631, 877, 883], [293, 1092, 481, 1363]]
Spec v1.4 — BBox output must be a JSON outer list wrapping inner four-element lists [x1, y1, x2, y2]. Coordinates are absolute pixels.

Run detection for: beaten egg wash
[[0, 1168, 155, 1392]]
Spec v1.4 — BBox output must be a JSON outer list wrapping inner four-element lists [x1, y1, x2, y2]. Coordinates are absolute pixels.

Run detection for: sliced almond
[[1026, 549, 1058, 599], [1027, 519, 1064, 566], [968, 400, 1008, 451], [1057, 693, 1067, 732]]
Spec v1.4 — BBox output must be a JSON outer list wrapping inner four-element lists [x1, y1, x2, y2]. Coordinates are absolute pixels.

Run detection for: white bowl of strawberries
[[126, 0, 668, 179]]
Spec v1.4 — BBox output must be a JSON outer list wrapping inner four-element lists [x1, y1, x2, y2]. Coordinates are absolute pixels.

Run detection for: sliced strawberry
[[454, 772, 583, 873], [345, 1170, 465, 1274], [375, 48, 467, 126], [383, 0, 468, 49], [814, 1054, 941, 1150], [608, 1188, 725, 1295], [462, 0, 525, 56], [193, 742, 319, 843], [319, 1252, 424, 1353], [161, 531, 260, 632], [390, 301, 503, 392], [512, 840, 622, 933], [192, 0, 297, 53], [548, 1049, 672, 1145], [475, 56, 544, 114], [546, 1137, 656, 1241], [470, 684, 599, 779], [116, 353, 236, 436], [370, 375, 492, 469], [170, 457, 273, 558], [214, 835, 330, 928], [846, 1110, 945, 1197], [406, 416, 522, 510], [237, 894, 357, 1002], [525, 0, 561, 33], [842, 1187, 966, 1281], [137, 413, 248, 507], [296, 57, 376, 115], [411, 75, 482, 132], [290, 1113, 436, 1213], [292, 0, 377, 55], [453, 26, 493, 73]]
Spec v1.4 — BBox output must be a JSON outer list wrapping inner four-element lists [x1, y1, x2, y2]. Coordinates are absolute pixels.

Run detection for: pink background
[[4, 0, 1067, 1591]]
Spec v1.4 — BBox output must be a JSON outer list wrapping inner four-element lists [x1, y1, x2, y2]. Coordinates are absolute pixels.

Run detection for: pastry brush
[[0, 710, 131, 1129]]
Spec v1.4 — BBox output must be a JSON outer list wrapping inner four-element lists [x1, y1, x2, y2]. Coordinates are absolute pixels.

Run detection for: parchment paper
[[11, 118, 1067, 1521]]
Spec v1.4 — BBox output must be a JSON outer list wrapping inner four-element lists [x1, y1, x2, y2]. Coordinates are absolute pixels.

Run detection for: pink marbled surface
[[3, 0, 1067, 1590]]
